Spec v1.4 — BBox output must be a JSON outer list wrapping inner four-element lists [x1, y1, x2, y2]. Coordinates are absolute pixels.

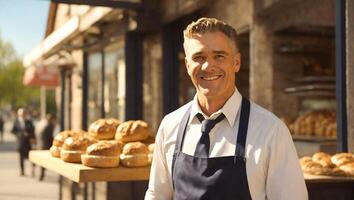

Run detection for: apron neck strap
[[234, 98, 251, 163], [172, 105, 191, 188]]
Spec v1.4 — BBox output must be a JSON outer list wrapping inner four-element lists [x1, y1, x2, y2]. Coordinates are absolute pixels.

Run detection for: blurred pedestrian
[[0, 114, 4, 142], [38, 114, 56, 181], [11, 108, 36, 176]]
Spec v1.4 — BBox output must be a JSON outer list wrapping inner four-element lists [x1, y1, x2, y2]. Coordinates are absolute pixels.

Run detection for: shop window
[[87, 41, 125, 125], [88, 52, 102, 125], [104, 43, 125, 120]]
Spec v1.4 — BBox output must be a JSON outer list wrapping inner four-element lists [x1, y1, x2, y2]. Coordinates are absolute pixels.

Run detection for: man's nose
[[201, 57, 214, 71]]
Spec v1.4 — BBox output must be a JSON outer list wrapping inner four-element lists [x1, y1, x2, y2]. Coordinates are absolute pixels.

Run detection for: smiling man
[[145, 17, 308, 200]]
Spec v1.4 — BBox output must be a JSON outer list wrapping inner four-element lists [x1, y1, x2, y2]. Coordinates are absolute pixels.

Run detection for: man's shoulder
[[249, 101, 284, 127]]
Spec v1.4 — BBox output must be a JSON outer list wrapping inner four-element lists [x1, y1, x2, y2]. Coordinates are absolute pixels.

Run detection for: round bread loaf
[[330, 167, 347, 177], [61, 136, 95, 163], [89, 118, 120, 140], [312, 152, 334, 168], [120, 142, 149, 167], [49, 145, 61, 158], [50, 130, 86, 157], [115, 120, 149, 142], [299, 156, 312, 166], [82, 140, 122, 168], [339, 162, 354, 176], [301, 160, 332, 175], [331, 153, 354, 167]]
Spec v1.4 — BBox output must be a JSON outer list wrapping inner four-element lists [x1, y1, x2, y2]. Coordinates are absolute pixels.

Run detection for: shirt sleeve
[[266, 122, 308, 200], [145, 117, 174, 200]]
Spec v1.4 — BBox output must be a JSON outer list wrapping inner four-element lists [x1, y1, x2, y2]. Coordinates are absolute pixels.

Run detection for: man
[[0, 113, 4, 142], [37, 114, 56, 181], [12, 108, 36, 176], [145, 18, 307, 199]]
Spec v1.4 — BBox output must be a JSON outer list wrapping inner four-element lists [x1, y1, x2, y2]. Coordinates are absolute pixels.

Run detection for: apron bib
[[172, 98, 252, 200]]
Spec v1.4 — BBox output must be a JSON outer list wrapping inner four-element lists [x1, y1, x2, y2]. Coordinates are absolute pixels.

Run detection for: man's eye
[[193, 56, 205, 62], [215, 55, 225, 60]]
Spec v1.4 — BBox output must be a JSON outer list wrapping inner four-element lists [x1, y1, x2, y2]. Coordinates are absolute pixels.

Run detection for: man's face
[[17, 109, 24, 118], [184, 31, 240, 100]]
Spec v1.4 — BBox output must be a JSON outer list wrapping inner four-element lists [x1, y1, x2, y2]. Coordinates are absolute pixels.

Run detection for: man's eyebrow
[[213, 50, 228, 55], [191, 52, 204, 57]]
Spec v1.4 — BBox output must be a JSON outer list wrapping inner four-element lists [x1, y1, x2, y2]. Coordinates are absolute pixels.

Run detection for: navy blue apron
[[172, 98, 252, 200]]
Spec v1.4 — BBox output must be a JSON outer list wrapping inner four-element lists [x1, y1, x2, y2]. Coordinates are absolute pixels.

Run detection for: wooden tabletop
[[29, 150, 151, 183]]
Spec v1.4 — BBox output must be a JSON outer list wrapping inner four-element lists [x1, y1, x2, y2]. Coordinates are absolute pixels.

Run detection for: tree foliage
[[0, 33, 16, 68], [0, 34, 40, 109]]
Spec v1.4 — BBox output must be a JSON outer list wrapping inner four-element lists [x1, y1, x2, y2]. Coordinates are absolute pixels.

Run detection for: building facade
[[24, 0, 354, 199]]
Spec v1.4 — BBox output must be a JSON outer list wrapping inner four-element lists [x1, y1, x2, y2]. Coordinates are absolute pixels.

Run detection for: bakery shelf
[[284, 84, 335, 92], [284, 76, 336, 98], [294, 76, 335, 83], [292, 135, 336, 142], [29, 150, 150, 183], [284, 91, 335, 98], [304, 173, 354, 183]]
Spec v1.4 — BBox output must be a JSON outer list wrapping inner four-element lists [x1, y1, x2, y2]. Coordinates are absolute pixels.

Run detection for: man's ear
[[234, 53, 241, 73]]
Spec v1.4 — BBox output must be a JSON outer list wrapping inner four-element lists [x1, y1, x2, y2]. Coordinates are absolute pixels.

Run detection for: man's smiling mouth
[[201, 75, 222, 81]]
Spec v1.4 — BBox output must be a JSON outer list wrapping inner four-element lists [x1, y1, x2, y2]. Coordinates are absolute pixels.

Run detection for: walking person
[[12, 108, 36, 176], [145, 17, 307, 199], [0, 114, 4, 142], [37, 114, 56, 181]]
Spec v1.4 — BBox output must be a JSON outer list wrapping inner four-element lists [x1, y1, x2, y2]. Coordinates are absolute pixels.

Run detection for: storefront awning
[[23, 65, 59, 87], [23, 7, 113, 68], [23, 16, 79, 68], [51, 0, 142, 10]]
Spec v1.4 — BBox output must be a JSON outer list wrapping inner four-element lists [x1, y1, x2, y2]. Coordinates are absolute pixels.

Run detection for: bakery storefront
[[24, 1, 151, 199], [24, 0, 354, 200]]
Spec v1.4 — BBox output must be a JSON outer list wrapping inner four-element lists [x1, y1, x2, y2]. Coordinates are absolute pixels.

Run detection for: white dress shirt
[[145, 89, 308, 200]]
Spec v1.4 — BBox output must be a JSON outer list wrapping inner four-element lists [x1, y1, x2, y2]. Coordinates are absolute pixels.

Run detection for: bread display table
[[304, 173, 354, 200], [29, 150, 150, 182], [29, 150, 150, 200]]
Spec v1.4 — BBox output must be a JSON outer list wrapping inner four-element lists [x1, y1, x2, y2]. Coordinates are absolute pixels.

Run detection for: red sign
[[23, 66, 59, 87]]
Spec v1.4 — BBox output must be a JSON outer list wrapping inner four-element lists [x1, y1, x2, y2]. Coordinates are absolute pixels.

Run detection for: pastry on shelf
[[339, 162, 354, 176], [299, 152, 354, 177], [331, 153, 354, 167], [312, 152, 334, 168]]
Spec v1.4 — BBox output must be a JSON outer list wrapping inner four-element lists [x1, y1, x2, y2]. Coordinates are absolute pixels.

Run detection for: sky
[[0, 0, 50, 58]]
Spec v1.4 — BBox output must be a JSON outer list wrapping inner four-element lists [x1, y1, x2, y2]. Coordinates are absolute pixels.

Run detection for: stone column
[[71, 50, 83, 130], [250, 20, 274, 110], [143, 34, 163, 134], [347, 0, 354, 152]]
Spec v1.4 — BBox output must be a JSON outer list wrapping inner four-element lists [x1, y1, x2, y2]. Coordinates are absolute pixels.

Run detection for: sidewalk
[[0, 121, 58, 200]]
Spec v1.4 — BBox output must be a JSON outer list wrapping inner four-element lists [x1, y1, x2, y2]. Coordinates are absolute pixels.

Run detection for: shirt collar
[[189, 87, 242, 127]]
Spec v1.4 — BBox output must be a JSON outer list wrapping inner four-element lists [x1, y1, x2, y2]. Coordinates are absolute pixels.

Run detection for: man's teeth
[[202, 75, 220, 81]]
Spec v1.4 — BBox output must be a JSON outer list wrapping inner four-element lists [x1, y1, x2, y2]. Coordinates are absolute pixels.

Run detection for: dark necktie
[[194, 113, 225, 158]]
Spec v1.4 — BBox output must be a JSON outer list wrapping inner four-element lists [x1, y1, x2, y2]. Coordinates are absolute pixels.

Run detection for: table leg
[[59, 175, 63, 200], [84, 183, 88, 200], [92, 182, 96, 200], [71, 182, 77, 200]]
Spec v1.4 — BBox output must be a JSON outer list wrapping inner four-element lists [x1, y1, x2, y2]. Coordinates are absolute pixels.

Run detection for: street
[[0, 121, 58, 200]]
